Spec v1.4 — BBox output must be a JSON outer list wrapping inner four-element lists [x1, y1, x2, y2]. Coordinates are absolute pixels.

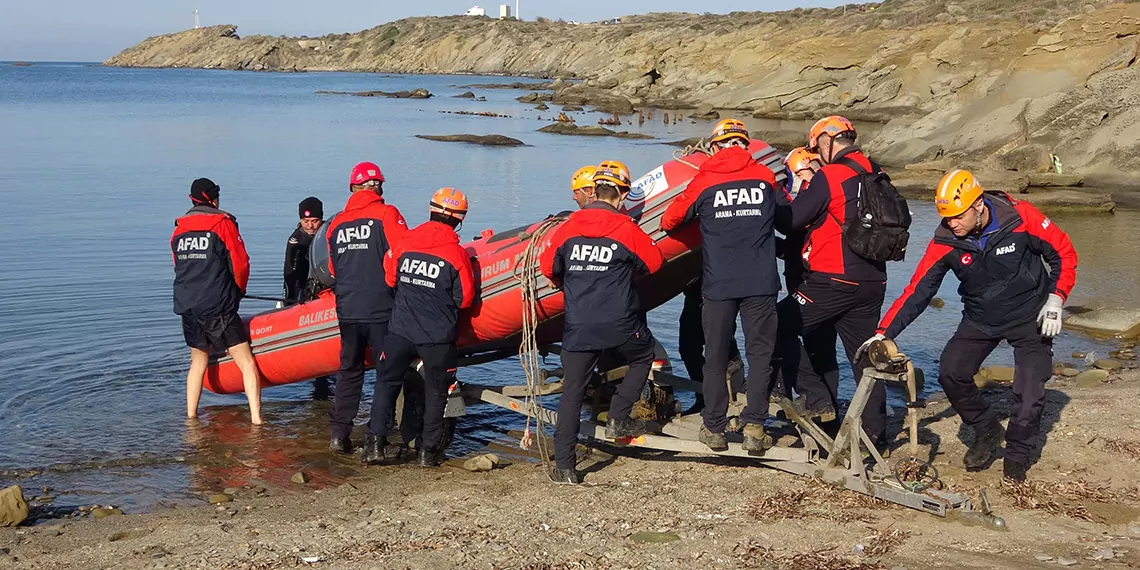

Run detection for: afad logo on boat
[[623, 166, 669, 212]]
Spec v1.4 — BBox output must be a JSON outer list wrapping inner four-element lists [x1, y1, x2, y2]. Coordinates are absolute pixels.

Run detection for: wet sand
[[4, 368, 1139, 569]]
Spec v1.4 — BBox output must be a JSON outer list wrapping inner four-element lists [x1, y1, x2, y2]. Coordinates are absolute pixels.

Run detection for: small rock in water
[[91, 507, 123, 519], [291, 471, 310, 485], [1109, 350, 1135, 361], [1075, 369, 1110, 388], [1094, 359, 1123, 370], [929, 297, 945, 308], [208, 494, 233, 505], [1072, 352, 1087, 359], [1034, 552, 1054, 562], [629, 531, 680, 544], [1061, 368, 1080, 377]]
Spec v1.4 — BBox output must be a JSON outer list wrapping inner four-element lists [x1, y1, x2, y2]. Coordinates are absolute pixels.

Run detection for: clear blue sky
[[0, 0, 845, 61]]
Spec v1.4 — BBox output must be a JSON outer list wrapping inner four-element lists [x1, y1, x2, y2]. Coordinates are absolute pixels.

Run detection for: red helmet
[[349, 161, 385, 188]]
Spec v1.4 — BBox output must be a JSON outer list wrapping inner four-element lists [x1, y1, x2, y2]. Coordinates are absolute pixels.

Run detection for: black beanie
[[299, 196, 324, 219], [190, 178, 220, 203]]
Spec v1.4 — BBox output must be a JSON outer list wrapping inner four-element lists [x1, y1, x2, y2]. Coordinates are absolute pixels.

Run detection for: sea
[[0, 62, 1136, 518]]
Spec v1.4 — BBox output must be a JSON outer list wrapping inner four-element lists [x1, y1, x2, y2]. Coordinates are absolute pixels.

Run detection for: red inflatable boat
[[203, 141, 785, 394]]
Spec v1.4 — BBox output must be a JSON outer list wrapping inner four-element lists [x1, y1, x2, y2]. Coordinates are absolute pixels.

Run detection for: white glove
[[1037, 293, 1064, 338], [855, 333, 887, 363]]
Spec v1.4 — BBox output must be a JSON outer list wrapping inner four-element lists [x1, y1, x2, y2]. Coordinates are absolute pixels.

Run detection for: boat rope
[[673, 137, 713, 170], [514, 216, 565, 476]]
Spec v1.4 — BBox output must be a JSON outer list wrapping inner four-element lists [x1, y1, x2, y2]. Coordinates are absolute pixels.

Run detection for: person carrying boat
[[283, 196, 324, 303], [569, 165, 597, 209], [781, 116, 895, 448], [364, 188, 476, 467], [863, 170, 1077, 481], [171, 177, 263, 425], [661, 118, 790, 454], [326, 161, 409, 454], [540, 160, 665, 484]]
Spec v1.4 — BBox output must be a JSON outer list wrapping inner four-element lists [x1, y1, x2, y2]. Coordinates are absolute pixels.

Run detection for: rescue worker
[[570, 165, 597, 209], [661, 118, 789, 453], [326, 162, 409, 453], [862, 170, 1077, 481], [540, 160, 665, 484], [283, 197, 324, 303], [364, 188, 476, 467], [772, 148, 824, 404], [784, 116, 888, 445], [171, 178, 262, 425]]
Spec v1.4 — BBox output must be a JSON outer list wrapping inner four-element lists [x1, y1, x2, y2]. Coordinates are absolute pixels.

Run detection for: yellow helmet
[[711, 118, 749, 145], [593, 160, 632, 189], [570, 166, 596, 192], [935, 169, 984, 217]]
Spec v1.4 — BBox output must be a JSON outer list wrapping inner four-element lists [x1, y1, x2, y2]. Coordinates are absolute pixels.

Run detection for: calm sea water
[[0, 62, 1135, 515]]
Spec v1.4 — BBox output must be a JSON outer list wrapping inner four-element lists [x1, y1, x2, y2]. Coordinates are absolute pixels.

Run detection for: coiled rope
[[673, 137, 713, 170], [514, 217, 565, 476]]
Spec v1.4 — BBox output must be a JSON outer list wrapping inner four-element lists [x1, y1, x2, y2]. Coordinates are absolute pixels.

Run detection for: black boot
[[964, 420, 1005, 471], [417, 446, 443, 467], [1003, 459, 1028, 482], [361, 435, 395, 465], [605, 416, 649, 440], [329, 435, 352, 454], [551, 467, 583, 484]]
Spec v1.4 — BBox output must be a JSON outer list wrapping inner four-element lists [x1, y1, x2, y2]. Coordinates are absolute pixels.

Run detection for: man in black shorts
[[171, 177, 263, 424]]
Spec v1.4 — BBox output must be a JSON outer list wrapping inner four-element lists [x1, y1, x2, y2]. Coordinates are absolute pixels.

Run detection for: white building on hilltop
[[465, 5, 486, 16], [499, 4, 511, 19]]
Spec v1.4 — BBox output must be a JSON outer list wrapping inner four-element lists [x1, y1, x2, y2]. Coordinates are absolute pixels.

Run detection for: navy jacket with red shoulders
[[171, 204, 250, 317], [326, 190, 409, 323], [660, 145, 789, 300], [878, 192, 1078, 338], [384, 220, 476, 345], [790, 146, 888, 283], [540, 202, 665, 351]]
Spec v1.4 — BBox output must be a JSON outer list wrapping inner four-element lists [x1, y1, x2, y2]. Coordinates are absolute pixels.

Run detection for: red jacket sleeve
[[1015, 201, 1078, 300], [624, 222, 665, 274], [661, 176, 705, 231], [216, 217, 250, 293], [383, 244, 399, 289], [382, 205, 409, 254], [454, 244, 476, 309], [539, 224, 568, 284], [325, 214, 339, 278], [877, 239, 953, 338]]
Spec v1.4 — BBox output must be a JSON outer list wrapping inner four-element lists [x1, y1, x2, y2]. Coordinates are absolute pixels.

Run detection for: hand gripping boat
[[202, 140, 784, 394]]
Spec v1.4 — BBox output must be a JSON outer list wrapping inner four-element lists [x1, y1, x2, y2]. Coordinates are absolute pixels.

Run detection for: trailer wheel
[[392, 367, 457, 451]]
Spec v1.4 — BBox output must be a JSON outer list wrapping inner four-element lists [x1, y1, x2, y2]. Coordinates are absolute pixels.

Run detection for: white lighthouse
[[194, 9, 200, 29]]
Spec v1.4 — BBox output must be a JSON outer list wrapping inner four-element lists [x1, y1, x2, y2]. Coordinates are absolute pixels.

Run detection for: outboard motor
[[308, 218, 335, 289]]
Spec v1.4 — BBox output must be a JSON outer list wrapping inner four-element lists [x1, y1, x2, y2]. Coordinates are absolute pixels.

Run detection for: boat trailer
[[444, 340, 1005, 524]]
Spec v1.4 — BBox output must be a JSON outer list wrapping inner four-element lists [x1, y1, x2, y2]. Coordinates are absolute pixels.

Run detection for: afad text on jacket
[[661, 145, 789, 300], [540, 202, 665, 351], [384, 220, 476, 345], [790, 146, 888, 282], [878, 192, 1078, 338], [326, 190, 409, 323], [171, 204, 250, 317]]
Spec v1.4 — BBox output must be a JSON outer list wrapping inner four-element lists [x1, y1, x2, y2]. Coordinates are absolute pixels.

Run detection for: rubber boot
[[964, 420, 1005, 471], [1003, 459, 1028, 482], [329, 435, 352, 455], [606, 416, 649, 440], [551, 468, 583, 484], [417, 446, 443, 468]]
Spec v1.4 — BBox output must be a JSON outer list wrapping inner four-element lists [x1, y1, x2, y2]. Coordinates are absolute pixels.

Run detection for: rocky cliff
[[105, 0, 1140, 181]]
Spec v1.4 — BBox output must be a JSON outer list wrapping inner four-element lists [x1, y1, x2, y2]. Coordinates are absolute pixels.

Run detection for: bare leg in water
[[186, 348, 209, 420], [228, 342, 264, 425]]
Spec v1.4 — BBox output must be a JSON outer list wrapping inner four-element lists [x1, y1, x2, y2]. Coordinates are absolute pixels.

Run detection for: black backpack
[[835, 157, 911, 262]]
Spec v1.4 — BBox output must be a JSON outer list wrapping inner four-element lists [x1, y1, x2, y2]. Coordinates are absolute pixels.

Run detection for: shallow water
[[0, 63, 1136, 516]]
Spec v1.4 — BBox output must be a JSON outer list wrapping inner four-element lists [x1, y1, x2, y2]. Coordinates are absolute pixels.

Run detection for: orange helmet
[[935, 170, 984, 218], [711, 118, 749, 145], [570, 165, 596, 192], [429, 187, 469, 221], [593, 160, 632, 189], [785, 147, 821, 174], [807, 116, 856, 151]]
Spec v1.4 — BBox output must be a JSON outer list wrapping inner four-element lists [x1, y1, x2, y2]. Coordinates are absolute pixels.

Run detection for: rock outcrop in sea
[[104, 1, 1140, 182]]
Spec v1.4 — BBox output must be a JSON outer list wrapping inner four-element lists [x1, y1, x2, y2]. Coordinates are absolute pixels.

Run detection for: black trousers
[[939, 318, 1053, 464], [368, 334, 456, 451], [555, 328, 656, 470], [701, 295, 777, 432], [331, 321, 388, 440], [678, 280, 743, 392], [788, 273, 887, 442]]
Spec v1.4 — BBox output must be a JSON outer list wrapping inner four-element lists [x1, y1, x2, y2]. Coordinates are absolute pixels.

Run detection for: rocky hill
[[105, 0, 1140, 182]]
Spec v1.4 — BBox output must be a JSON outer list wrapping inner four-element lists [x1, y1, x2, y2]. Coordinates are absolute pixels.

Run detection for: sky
[[0, 0, 846, 62]]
